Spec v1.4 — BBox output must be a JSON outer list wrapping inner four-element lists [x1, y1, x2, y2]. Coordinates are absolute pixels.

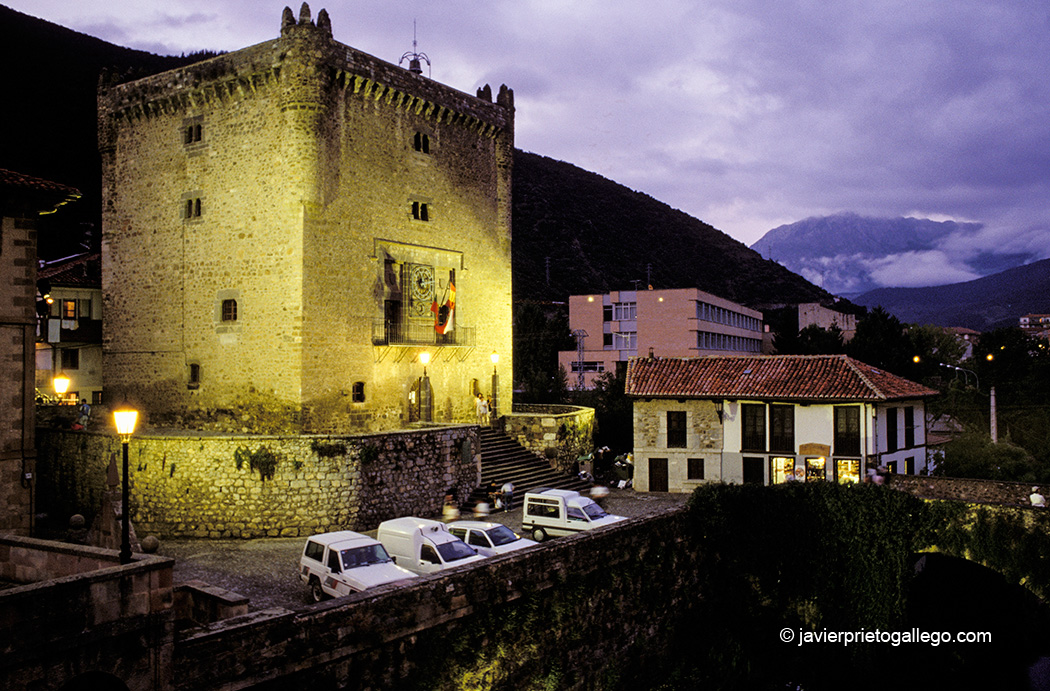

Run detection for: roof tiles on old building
[[38, 253, 101, 287], [625, 354, 938, 402], [0, 168, 81, 214]]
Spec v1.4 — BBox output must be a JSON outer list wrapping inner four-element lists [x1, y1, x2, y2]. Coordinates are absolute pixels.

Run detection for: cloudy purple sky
[[9, 0, 1050, 286]]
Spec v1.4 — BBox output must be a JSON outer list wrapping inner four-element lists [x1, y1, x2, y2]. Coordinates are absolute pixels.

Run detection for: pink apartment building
[[558, 287, 768, 389]]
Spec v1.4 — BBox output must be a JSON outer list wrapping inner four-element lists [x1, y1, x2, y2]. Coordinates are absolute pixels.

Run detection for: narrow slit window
[[413, 132, 430, 154], [412, 201, 429, 221], [184, 197, 202, 219]]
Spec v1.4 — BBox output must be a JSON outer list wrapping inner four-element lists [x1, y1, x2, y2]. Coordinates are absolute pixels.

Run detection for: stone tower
[[98, 4, 514, 432]]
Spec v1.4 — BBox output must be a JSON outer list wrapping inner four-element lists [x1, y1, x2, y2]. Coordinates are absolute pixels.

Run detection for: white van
[[377, 517, 487, 575], [521, 488, 627, 541], [447, 520, 538, 557], [299, 531, 416, 602]]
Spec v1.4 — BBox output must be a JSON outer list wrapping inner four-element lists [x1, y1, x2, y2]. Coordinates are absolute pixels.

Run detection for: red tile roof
[[0, 168, 81, 214], [625, 354, 938, 402], [38, 252, 101, 287]]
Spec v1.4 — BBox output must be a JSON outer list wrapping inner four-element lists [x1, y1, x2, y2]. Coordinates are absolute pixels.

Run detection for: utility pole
[[990, 386, 998, 443]]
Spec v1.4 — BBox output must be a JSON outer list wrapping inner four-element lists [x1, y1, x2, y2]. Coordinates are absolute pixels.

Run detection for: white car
[[521, 488, 627, 541], [447, 520, 538, 557], [299, 531, 416, 602]]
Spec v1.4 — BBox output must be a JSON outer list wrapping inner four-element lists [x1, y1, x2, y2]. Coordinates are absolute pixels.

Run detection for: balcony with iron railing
[[372, 319, 476, 347]]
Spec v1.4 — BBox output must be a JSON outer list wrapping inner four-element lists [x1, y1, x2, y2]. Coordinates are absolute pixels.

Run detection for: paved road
[[156, 488, 690, 611]]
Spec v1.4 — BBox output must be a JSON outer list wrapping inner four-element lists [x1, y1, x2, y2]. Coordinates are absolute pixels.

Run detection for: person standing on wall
[[77, 399, 91, 430]]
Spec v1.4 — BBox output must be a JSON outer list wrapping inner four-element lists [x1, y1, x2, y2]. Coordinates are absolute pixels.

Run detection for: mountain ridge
[[853, 258, 1050, 330]]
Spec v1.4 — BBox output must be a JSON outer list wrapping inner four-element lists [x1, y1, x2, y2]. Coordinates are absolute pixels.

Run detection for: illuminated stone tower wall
[[99, 5, 514, 432]]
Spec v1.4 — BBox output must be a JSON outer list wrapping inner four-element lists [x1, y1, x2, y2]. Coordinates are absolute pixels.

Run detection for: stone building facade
[[0, 169, 79, 535], [98, 4, 514, 433]]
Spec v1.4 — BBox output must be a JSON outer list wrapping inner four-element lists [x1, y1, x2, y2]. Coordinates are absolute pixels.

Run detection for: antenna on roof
[[399, 20, 431, 77]]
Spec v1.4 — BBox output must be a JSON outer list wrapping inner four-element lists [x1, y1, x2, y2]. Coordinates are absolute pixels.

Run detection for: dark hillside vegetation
[[512, 151, 829, 306], [0, 4, 218, 257]]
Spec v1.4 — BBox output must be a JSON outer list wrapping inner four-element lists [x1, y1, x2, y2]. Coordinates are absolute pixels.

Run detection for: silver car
[[447, 520, 538, 557]]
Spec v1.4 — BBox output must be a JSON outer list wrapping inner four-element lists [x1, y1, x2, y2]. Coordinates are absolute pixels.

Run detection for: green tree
[[571, 369, 633, 452], [932, 431, 1048, 483], [846, 306, 911, 374], [796, 323, 846, 354], [513, 301, 574, 403]]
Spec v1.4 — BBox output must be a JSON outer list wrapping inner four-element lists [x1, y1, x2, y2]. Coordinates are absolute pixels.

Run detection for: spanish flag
[[432, 276, 455, 334]]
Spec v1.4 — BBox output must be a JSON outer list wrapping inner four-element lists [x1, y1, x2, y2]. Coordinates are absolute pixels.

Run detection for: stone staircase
[[464, 427, 591, 512]]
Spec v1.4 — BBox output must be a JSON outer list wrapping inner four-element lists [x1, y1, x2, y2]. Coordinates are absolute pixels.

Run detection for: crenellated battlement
[[100, 3, 512, 136]]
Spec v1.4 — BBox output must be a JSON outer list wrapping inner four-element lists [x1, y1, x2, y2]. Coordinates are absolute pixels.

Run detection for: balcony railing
[[372, 319, 476, 347]]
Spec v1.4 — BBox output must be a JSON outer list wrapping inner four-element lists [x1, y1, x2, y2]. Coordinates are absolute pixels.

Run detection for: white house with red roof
[[624, 354, 939, 492]]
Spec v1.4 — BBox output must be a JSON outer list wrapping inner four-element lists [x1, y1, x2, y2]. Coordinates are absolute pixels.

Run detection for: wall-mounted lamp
[[713, 400, 724, 423]]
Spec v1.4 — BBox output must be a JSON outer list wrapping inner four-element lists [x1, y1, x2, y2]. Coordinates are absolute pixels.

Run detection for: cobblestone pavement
[[156, 488, 690, 612]]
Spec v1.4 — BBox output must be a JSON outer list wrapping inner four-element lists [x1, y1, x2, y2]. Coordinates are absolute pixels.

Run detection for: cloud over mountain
[[750, 212, 1040, 295]]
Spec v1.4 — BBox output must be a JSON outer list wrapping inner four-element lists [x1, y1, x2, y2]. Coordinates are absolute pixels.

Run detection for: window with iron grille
[[221, 299, 237, 322]]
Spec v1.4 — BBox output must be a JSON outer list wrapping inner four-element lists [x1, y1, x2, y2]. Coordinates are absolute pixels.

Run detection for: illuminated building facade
[[99, 5, 514, 432]]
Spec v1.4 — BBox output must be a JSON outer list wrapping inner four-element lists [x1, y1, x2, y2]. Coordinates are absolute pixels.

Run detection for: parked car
[[521, 488, 627, 541], [377, 517, 487, 575], [447, 520, 537, 557], [299, 531, 416, 602]]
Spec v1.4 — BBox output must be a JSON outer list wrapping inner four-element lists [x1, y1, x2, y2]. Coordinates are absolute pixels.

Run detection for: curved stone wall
[[36, 426, 480, 538]]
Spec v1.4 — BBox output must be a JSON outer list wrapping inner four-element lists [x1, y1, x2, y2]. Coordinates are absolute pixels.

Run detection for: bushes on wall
[[677, 481, 941, 690], [233, 445, 279, 481], [934, 502, 1050, 601]]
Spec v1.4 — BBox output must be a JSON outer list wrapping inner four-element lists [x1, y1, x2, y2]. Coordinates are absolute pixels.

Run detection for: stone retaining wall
[[888, 473, 1045, 507], [35, 426, 480, 538], [504, 404, 594, 474]]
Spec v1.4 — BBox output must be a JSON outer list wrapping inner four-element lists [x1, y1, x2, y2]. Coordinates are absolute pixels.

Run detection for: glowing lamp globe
[[113, 407, 139, 440], [53, 374, 71, 396]]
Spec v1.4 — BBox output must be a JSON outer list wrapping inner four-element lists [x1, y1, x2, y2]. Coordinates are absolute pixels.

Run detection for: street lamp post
[[419, 351, 432, 423], [490, 351, 499, 423], [113, 405, 138, 565]]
